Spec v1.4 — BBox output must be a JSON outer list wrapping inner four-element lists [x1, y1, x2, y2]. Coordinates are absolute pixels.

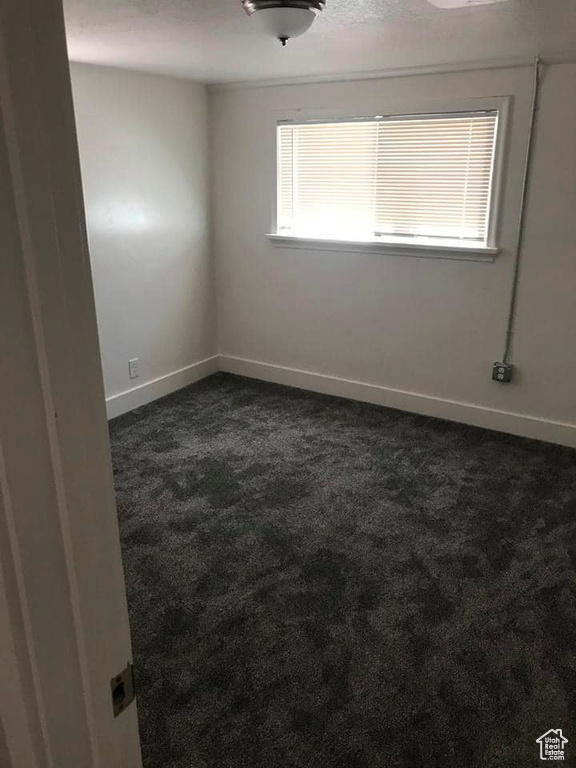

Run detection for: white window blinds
[[277, 111, 498, 244]]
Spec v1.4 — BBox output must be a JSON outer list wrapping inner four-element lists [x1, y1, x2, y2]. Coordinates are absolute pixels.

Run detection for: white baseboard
[[106, 356, 219, 419], [219, 355, 576, 449], [105, 352, 576, 448]]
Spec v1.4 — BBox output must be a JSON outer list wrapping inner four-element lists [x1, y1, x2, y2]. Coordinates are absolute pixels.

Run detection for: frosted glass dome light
[[242, 1, 326, 46]]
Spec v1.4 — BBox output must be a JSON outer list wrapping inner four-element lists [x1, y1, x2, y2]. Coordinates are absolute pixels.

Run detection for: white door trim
[[0, 1, 142, 765]]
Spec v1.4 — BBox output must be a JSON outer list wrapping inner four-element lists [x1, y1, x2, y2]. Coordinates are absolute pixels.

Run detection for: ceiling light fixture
[[242, 1, 326, 46]]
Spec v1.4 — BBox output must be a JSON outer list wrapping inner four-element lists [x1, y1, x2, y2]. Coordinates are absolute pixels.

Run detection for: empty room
[[1, 1, 576, 767]]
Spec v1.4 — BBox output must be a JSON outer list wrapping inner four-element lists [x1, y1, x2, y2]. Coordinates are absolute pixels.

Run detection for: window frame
[[268, 96, 509, 262]]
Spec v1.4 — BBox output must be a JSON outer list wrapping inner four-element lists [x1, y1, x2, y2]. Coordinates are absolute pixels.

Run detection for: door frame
[[0, 1, 142, 766]]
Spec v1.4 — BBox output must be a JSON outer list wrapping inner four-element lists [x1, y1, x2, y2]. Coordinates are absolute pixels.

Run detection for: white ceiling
[[64, 0, 576, 84]]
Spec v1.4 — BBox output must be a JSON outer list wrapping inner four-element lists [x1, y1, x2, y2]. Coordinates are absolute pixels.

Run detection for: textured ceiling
[[64, 0, 576, 83]]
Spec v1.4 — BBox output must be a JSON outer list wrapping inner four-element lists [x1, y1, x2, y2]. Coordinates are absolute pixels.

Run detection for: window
[[275, 111, 500, 252]]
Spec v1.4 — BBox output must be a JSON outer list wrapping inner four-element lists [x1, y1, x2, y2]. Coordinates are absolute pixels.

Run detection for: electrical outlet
[[492, 362, 513, 383], [128, 358, 140, 380]]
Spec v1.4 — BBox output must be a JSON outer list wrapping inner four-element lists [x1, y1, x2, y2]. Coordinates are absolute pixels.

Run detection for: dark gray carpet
[[109, 372, 576, 768]]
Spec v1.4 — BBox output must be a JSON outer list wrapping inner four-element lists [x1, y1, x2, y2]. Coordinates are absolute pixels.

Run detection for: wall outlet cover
[[492, 362, 513, 383], [128, 358, 140, 379]]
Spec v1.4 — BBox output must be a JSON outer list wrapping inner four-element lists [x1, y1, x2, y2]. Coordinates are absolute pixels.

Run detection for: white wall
[[71, 64, 217, 417], [69, 62, 576, 444], [210, 64, 576, 446]]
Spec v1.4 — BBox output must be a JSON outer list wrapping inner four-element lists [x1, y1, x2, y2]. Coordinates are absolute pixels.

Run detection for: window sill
[[266, 234, 499, 262]]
